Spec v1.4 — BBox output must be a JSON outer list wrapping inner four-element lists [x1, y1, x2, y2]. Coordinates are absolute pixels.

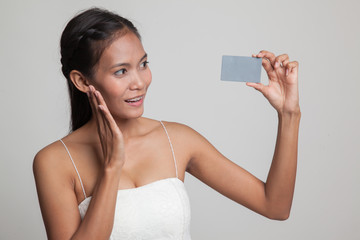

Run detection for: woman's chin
[[114, 108, 144, 121]]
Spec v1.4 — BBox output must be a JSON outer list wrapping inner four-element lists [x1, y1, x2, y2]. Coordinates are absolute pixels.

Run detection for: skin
[[33, 31, 301, 240]]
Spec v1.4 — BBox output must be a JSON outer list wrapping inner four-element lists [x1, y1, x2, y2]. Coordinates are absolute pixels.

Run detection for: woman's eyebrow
[[139, 53, 147, 63], [110, 53, 147, 69]]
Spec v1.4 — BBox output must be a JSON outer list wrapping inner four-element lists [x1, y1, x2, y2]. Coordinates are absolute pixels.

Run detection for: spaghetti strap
[[159, 121, 179, 178], [59, 139, 87, 199]]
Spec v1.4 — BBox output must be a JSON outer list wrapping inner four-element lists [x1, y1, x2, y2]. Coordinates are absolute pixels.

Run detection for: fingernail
[[275, 62, 279, 68], [98, 105, 104, 110], [286, 68, 289, 76]]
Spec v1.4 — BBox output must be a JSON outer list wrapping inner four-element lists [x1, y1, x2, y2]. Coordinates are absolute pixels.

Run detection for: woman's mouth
[[124, 95, 144, 106]]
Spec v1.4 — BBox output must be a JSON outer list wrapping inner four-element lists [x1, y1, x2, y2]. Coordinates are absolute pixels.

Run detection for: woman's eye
[[114, 69, 126, 76], [140, 61, 149, 68]]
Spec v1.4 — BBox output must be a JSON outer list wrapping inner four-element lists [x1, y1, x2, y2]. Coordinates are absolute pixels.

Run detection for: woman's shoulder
[[33, 138, 78, 216], [153, 119, 212, 166], [142, 117, 195, 135], [146, 118, 204, 144], [32, 137, 74, 177], [34, 139, 65, 161]]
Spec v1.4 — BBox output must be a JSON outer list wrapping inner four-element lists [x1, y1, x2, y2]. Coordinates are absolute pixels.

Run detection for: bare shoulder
[[157, 120, 211, 167], [160, 121, 212, 151], [158, 120, 200, 139], [139, 118, 199, 139], [33, 139, 72, 182], [34, 140, 65, 165]]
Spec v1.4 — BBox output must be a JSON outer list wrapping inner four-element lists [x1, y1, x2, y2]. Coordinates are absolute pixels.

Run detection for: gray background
[[1, 0, 359, 239]]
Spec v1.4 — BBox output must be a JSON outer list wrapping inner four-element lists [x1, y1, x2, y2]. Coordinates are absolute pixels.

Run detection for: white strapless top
[[59, 121, 192, 239], [78, 177, 191, 240]]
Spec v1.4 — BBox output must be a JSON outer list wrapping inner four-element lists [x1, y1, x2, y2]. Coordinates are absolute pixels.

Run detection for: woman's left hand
[[246, 50, 300, 114]]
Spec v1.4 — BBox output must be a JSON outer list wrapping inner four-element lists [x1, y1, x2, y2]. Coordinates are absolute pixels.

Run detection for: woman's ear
[[69, 70, 90, 93]]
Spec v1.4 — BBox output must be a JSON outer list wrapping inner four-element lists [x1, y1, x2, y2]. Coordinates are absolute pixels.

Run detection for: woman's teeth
[[125, 96, 142, 103]]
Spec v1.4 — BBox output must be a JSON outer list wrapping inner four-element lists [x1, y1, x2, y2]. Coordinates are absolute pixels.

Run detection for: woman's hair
[[60, 7, 141, 132]]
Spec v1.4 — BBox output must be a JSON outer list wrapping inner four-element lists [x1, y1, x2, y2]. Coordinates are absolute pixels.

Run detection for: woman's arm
[[263, 111, 300, 219], [33, 85, 125, 239], [183, 50, 300, 220]]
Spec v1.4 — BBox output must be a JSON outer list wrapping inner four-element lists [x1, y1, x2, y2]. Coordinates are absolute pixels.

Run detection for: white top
[[59, 121, 192, 239]]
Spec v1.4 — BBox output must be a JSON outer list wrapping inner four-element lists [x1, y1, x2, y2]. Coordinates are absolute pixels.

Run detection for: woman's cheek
[[146, 70, 152, 88], [100, 88, 123, 110]]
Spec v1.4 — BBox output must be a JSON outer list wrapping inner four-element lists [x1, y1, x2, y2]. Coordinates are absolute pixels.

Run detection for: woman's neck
[[84, 116, 144, 141]]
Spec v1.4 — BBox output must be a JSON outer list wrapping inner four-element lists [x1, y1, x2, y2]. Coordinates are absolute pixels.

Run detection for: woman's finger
[[261, 57, 275, 76], [254, 51, 278, 80], [98, 104, 122, 138], [87, 85, 99, 125], [253, 54, 276, 81], [257, 50, 276, 67], [89, 86, 112, 161], [90, 86, 104, 124], [252, 53, 273, 73], [285, 61, 299, 76], [95, 90, 125, 166], [94, 89, 109, 109], [246, 82, 266, 94], [94, 90, 121, 137], [89, 85, 107, 141], [275, 54, 289, 68]]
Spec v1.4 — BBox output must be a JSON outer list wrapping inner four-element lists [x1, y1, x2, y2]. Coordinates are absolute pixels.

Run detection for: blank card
[[221, 55, 262, 83]]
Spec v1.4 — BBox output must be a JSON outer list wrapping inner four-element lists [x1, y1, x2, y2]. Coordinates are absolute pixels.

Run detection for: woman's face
[[90, 32, 152, 120]]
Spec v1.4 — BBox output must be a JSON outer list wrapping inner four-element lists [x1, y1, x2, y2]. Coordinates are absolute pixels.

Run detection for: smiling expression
[[90, 32, 152, 120]]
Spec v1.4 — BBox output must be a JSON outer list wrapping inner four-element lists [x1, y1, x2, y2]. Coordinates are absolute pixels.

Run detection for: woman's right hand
[[87, 85, 125, 170]]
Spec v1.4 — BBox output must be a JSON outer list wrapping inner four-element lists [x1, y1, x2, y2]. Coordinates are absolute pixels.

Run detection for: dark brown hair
[[60, 7, 141, 132]]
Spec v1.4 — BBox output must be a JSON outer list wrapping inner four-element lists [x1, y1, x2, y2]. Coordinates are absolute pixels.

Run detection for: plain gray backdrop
[[1, 0, 359, 239]]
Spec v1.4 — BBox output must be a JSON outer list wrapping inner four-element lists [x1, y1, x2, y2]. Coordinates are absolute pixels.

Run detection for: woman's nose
[[129, 71, 145, 90]]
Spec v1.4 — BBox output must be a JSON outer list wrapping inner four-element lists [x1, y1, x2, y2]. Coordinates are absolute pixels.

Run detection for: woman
[[33, 7, 301, 240]]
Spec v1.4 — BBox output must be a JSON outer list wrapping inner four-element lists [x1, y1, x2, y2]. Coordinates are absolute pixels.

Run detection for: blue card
[[221, 55, 262, 83]]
